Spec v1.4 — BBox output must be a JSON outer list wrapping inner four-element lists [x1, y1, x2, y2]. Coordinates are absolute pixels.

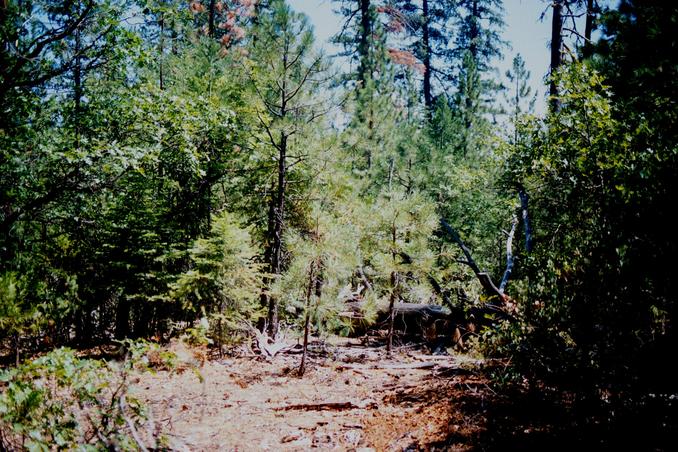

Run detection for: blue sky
[[286, 0, 576, 115]]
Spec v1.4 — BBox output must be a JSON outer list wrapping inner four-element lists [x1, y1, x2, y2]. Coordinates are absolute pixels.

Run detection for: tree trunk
[[159, 14, 165, 89], [73, 2, 82, 148], [469, 0, 479, 60], [260, 183, 276, 329], [387, 221, 398, 354], [550, 0, 563, 111], [422, 0, 432, 115], [358, 0, 372, 86], [583, 0, 596, 58], [517, 185, 533, 252], [14, 333, 20, 366], [266, 40, 290, 338], [299, 262, 316, 376], [386, 272, 397, 354], [208, 0, 216, 38], [499, 214, 518, 292], [267, 133, 286, 337]]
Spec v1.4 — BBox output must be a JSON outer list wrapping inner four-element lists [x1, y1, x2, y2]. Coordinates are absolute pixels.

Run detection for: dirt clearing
[[131, 338, 488, 451]]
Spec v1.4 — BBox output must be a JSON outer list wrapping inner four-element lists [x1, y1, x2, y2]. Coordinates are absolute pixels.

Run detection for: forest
[[1, 0, 677, 449]]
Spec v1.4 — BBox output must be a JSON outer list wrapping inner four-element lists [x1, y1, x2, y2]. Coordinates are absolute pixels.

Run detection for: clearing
[[128, 337, 587, 451]]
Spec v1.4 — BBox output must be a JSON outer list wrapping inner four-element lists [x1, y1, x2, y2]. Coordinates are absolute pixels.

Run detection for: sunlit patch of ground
[[131, 338, 486, 450]]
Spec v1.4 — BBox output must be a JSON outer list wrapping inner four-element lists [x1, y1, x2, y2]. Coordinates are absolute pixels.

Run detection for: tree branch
[[439, 218, 506, 304]]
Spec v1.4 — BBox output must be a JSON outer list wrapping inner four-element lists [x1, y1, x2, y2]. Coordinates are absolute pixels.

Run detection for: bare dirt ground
[[131, 337, 492, 451], [131, 336, 672, 451]]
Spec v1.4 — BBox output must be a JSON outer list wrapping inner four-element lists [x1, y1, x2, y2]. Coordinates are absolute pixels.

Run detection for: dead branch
[[499, 214, 519, 293], [439, 219, 505, 303], [119, 394, 148, 452], [273, 400, 377, 411], [246, 324, 295, 358]]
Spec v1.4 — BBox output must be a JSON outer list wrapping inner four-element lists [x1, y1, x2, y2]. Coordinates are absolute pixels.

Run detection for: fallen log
[[341, 300, 453, 341], [337, 362, 437, 371], [343, 301, 450, 319], [274, 400, 377, 411]]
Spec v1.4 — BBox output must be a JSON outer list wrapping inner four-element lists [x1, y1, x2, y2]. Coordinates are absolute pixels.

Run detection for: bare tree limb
[[439, 218, 506, 304], [499, 214, 518, 293], [517, 185, 533, 252]]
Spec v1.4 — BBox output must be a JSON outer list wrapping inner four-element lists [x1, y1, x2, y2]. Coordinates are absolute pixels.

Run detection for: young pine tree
[[248, 1, 331, 337], [168, 211, 264, 350], [503, 53, 536, 142]]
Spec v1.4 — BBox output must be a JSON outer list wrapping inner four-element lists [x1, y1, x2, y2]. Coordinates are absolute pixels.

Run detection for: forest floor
[[128, 336, 589, 451], [4, 334, 666, 450], [132, 337, 487, 450]]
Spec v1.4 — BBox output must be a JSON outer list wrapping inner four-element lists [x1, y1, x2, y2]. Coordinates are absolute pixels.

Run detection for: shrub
[[0, 345, 169, 450]]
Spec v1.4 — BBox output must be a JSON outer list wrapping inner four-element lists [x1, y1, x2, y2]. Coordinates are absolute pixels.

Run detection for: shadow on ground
[[387, 366, 678, 451]]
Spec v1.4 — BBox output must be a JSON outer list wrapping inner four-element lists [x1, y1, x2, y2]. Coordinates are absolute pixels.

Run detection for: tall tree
[[450, 0, 506, 74], [549, 0, 563, 110], [503, 53, 536, 141], [333, 0, 390, 87], [249, 0, 330, 337], [449, 0, 507, 146], [386, 0, 456, 114]]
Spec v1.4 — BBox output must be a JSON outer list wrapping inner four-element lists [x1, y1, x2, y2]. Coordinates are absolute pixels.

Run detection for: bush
[[0, 345, 170, 450]]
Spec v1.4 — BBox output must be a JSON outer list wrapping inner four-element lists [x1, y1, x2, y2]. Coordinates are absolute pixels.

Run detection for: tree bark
[[583, 0, 596, 58], [208, 0, 216, 38], [358, 0, 372, 86], [422, 0, 432, 115], [550, 0, 563, 111]]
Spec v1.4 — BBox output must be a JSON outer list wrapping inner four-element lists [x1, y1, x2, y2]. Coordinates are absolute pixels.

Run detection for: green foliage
[[2, 3, 675, 434], [503, 53, 536, 132], [0, 346, 168, 450], [451, 0, 507, 74], [357, 191, 438, 307], [168, 211, 264, 343], [273, 205, 360, 335], [0, 273, 34, 347], [491, 61, 678, 400]]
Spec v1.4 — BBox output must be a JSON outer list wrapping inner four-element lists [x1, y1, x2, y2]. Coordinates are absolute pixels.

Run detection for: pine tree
[[503, 53, 536, 141], [385, 0, 456, 113], [450, 0, 507, 74], [453, 51, 485, 157], [448, 0, 507, 154], [248, 0, 330, 337], [168, 211, 264, 350], [332, 0, 383, 86]]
